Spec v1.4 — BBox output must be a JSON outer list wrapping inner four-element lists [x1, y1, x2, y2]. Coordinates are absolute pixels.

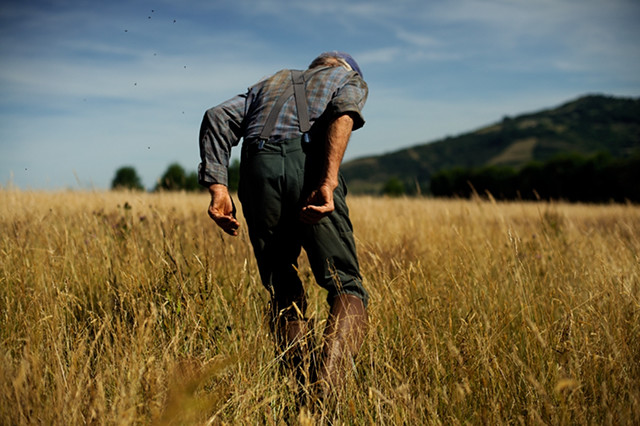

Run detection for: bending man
[[198, 52, 369, 396]]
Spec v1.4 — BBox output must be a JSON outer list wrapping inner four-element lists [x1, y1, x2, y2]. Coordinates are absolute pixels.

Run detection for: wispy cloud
[[357, 48, 403, 65], [395, 30, 441, 48]]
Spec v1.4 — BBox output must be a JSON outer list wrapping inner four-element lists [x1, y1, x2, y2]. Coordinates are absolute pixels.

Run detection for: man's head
[[309, 51, 363, 78]]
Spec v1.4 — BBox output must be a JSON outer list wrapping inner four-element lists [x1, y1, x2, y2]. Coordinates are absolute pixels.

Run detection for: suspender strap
[[259, 84, 293, 141], [258, 70, 310, 141], [291, 70, 311, 133]]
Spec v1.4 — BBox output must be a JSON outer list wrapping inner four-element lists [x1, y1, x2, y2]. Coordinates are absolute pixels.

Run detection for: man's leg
[[316, 293, 367, 396], [239, 141, 311, 385], [301, 175, 369, 397]]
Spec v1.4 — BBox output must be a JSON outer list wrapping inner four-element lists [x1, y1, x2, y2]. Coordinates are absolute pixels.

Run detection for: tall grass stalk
[[1, 189, 638, 424]]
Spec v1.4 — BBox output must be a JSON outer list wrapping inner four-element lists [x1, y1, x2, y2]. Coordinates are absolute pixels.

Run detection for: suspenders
[[257, 69, 311, 148], [292, 70, 311, 134]]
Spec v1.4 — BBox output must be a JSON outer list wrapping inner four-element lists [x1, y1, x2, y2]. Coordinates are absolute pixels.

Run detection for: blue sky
[[1, 0, 639, 190]]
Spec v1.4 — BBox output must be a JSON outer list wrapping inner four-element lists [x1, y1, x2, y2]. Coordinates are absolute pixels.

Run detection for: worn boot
[[277, 318, 310, 387], [314, 294, 368, 399]]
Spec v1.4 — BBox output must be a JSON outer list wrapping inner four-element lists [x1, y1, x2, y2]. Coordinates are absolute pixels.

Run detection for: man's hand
[[207, 184, 240, 236], [299, 114, 353, 224], [300, 183, 335, 224]]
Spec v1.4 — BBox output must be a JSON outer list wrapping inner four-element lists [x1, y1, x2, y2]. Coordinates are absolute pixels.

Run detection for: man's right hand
[[207, 184, 240, 236]]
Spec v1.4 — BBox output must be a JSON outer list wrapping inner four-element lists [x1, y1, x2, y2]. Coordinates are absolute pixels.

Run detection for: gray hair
[[308, 53, 353, 72]]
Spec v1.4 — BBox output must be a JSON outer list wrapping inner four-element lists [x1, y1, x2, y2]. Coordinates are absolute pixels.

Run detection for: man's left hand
[[300, 184, 335, 224]]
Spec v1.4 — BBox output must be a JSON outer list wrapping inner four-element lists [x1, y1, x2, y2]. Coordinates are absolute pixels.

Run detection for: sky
[[1, 0, 639, 190]]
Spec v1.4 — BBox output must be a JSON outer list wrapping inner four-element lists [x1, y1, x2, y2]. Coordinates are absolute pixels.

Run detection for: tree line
[[111, 160, 240, 192], [116, 152, 639, 203], [429, 152, 640, 203]]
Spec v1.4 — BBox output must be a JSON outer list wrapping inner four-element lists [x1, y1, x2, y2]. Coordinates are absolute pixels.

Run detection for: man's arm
[[198, 95, 246, 236], [198, 95, 245, 187], [299, 113, 354, 224]]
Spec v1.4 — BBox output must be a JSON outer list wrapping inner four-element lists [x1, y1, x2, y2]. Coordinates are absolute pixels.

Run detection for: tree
[[157, 163, 187, 191], [111, 166, 144, 191], [228, 159, 240, 192], [381, 177, 405, 196], [157, 161, 240, 192], [185, 171, 201, 192]]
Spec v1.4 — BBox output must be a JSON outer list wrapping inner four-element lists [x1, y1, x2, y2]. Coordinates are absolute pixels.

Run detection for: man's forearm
[[320, 114, 354, 190]]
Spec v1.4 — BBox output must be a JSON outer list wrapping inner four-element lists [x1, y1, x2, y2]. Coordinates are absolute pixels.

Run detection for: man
[[198, 52, 369, 397]]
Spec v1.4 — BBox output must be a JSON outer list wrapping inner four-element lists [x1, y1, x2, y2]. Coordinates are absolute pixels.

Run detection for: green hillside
[[342, 94, 640, 194]]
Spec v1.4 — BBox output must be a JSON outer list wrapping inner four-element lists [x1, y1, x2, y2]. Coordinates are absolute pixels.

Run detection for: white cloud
[[395, 30, 440, 48], [356, 47, 403, 65]]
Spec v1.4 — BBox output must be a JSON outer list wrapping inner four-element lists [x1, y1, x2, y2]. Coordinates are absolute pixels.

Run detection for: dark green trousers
[[238, 137, 368, 318]]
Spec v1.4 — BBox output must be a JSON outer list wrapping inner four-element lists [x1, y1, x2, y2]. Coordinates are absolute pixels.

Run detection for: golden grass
[[1, 189, 639, 424]]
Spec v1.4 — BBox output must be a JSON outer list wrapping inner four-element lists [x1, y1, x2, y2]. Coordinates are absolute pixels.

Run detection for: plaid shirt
[[198, 66, 368, 186]]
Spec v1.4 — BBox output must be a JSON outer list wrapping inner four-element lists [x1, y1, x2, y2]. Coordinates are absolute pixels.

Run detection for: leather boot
[[278, 318, 310, 387], [314, 294, 368, 398]]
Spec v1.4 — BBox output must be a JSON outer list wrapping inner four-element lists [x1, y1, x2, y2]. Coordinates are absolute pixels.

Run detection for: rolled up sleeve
[[198, 94, 246, 187], [326, 75, 368, 130]]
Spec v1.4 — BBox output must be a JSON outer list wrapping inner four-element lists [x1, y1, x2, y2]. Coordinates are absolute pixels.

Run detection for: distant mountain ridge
[[342, 94, 640, 194]]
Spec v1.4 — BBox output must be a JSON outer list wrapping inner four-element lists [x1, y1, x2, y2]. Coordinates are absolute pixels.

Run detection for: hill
[[342, 94, 640, 194]]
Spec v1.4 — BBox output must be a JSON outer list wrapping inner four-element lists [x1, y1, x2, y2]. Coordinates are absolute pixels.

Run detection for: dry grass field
[[1, 189, 639, 424]]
